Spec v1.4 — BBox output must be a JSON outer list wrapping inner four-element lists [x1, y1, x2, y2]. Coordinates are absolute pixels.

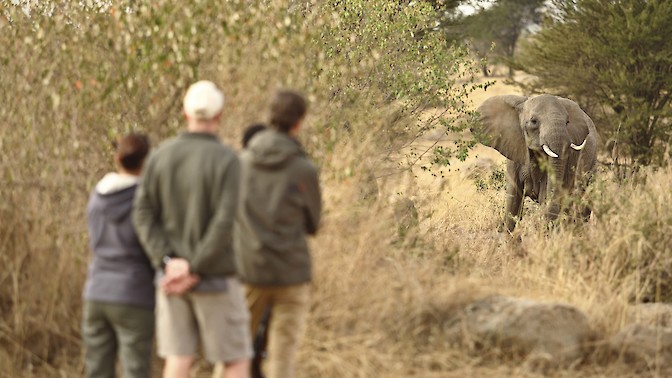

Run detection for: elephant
[[473, 94, 599, 232]]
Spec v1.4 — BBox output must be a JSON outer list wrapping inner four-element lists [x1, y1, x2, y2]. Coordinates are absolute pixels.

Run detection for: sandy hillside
[[375, 76, 522, 238]]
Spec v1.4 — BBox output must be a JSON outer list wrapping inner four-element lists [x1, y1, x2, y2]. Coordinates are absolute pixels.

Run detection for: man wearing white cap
[[133, 80, 252, 378]]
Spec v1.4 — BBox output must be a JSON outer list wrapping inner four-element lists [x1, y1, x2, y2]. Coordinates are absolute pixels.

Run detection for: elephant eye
[[529, 118, 538, 128]]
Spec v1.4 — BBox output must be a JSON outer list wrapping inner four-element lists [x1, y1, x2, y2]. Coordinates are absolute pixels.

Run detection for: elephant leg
[[504, 181, 524, 233], [575, 174, 593, 222]]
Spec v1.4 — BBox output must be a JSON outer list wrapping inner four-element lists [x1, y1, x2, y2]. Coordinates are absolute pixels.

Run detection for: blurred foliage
[[474, 166, 506, 192], [515, 0, 672, 167], [1, 3, 672, 376], [431, 0, 545, 77], [461, 0, 544, 77], [0, 0, 485, 374]]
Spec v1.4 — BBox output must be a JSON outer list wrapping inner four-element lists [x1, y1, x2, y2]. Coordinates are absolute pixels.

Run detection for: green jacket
[[234, 130, 322, 286], [133, 132, 240, 278]]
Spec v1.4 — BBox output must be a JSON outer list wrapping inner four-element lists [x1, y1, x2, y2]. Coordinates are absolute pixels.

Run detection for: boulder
[[456, 295, 594, 367], [627, 303, 672, 328], [609, 323, 672, 371]]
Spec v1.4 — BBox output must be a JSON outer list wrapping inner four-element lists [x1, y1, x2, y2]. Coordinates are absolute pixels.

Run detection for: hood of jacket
[[247, 130, 304, 169], [92, 173, 139, 223]]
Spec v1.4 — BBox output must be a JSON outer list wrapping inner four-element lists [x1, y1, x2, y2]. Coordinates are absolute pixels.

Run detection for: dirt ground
[[376, 75, 523, 235]]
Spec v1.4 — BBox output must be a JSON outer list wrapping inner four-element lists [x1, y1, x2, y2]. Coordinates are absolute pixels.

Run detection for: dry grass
[[2, 2, 671, 377], [4, 72, 672, 378], [289, 76, 672, 377]]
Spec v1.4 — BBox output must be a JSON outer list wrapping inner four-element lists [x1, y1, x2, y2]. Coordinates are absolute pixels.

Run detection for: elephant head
[[474, 94, 597, 231]]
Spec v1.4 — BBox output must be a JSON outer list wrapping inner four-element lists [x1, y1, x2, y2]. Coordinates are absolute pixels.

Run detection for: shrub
[[515, 0, 672, 167], [0, 0, 484, 375]]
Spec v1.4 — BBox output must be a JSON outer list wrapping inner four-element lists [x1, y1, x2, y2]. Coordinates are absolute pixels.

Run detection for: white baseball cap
[[183, 80, 225, 120]]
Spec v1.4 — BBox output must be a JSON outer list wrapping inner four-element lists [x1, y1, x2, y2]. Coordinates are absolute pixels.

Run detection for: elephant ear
[[474, 95, 528, 165], [556, 97, 591, 145]]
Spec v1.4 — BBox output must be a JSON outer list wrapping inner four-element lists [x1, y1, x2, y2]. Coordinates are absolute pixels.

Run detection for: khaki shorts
[[156, 277, 253, 363]]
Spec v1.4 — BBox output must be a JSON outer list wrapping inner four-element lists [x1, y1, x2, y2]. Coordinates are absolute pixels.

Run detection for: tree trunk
[[482, 63, 490, 77]]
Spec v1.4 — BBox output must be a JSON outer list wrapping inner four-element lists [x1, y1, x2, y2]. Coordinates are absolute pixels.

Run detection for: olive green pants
[[82, 301, 154, 378]]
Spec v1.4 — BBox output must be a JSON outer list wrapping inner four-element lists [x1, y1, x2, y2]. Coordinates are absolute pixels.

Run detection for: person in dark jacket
[[133, 80, 251, 378], [235, 90, 322, 378], [242, 123, 267, 149], [214, 122, 270, 378], [243, 123, 271, 378], [82, 132, 154, 378]]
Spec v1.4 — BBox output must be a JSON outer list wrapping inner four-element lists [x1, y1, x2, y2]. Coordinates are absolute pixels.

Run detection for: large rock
[[627, 303, 672, 328], [455, 295, 594, 367], [609, 323, 672, 371]]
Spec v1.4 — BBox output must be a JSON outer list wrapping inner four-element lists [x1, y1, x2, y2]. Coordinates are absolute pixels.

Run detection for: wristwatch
[[161, 255, 172, 270]]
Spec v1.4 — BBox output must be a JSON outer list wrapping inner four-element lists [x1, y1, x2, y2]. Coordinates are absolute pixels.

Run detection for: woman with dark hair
[[82, 132, 154, 378]]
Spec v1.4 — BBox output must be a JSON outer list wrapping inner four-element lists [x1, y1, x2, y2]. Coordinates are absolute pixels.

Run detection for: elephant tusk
[[571, 139, 587, 151], [542, 144, 559, 158]]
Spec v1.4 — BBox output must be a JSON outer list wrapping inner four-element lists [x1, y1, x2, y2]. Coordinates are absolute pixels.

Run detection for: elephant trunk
[[540, 124, 570, 221], [546, 158, 566, 221]]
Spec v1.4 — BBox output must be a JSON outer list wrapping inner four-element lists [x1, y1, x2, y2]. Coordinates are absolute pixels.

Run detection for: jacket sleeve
[[302, 163, 322, 235], [132, 156, 174, 269], [189, 156, 240, 275]]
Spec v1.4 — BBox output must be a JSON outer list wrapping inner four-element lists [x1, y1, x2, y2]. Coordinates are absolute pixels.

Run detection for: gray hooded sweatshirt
[[234, 130, 322, 286], [84, 173, 155, 308]]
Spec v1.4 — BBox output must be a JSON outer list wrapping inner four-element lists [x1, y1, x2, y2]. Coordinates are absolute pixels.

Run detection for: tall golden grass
[[1, 1, 671, 377]]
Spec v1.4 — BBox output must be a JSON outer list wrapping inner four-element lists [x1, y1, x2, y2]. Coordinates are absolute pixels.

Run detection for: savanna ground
[[297, 75, 672, 378], [6, 73, 670, 378], [2, 2, 672, 377]]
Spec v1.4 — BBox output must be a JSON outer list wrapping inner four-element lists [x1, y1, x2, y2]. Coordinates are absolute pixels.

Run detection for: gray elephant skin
[[473, 94, 598, 232]]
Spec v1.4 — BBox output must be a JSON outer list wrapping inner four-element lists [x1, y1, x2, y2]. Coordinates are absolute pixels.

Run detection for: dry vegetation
[[301, 82, 672, 378], [1, 1, 671, 377]]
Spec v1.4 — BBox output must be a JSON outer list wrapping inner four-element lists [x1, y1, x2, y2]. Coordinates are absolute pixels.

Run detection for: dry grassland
[[298, 76, 672, 378], [2, 71, 671, 378]]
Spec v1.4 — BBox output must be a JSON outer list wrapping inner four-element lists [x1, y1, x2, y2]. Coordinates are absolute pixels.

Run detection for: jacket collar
[[179, 131, 220, 141]]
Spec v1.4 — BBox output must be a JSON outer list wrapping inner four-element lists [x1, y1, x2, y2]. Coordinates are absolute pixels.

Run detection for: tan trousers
[[246, 283, 311, 378]]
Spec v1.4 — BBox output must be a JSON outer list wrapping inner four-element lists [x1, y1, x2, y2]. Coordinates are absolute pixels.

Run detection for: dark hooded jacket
[[234, 130, 322, 286], [84, 173, 155, 308]]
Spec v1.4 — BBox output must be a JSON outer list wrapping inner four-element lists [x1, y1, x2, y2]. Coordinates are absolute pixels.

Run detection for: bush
[[475, 167, 507, 192], [0, 0, 484, 375], [515, 0, 672, 166]]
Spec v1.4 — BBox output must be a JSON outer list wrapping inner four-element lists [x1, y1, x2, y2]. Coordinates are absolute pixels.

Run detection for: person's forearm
[[304, 171, 322, 235], [133, 215, 174, 269], [133, 188, 174, 268]]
